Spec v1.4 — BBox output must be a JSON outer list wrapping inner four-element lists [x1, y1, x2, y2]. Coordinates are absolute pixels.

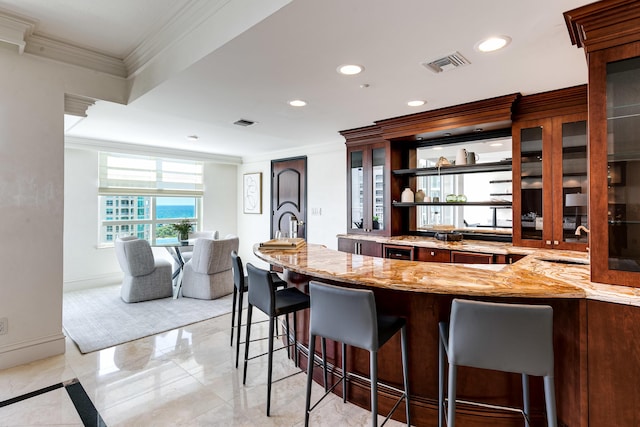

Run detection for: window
[[99, 152, 204, 245]]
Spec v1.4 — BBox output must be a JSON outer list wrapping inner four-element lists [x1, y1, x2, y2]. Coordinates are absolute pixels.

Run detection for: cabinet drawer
[[383, 244, 414, 261], [416, 248, 451, 263], [337, 238, 382, 257], [451, 250, 494, 264]]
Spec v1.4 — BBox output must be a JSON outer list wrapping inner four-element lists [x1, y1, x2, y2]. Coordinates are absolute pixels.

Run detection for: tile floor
[[0, 311, 406, 426]]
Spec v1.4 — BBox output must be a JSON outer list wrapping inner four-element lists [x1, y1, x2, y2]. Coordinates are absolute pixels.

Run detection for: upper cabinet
[[566, 0, 640, 287], [512, 86, 588, 251], [512, 94, 588, 251], [341, 127, 395, 236]]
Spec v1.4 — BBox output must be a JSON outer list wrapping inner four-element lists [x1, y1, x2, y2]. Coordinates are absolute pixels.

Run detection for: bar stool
[[230, 251, 287, 368], [304, 281, 410, 427], [438, 299, 557, 427], [243, 263, 310, 416]]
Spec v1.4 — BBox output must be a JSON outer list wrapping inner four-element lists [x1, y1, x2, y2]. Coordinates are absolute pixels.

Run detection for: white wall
[[63, 146, 239, 291], [0, 47, 127, 370], [237, 142, 347, 268]]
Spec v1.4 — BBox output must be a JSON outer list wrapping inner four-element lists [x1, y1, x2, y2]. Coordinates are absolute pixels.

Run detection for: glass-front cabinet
[[513, 114, 588, 250], [590, 48, 640, 286], [347, 142, 388, 235]]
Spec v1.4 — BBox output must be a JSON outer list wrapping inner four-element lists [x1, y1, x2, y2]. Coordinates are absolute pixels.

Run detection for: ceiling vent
[[234, 119, 255, 127], [422, 51, 471, 73]]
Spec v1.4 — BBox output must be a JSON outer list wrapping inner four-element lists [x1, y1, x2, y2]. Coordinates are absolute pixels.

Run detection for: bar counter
[[254, 241, 640, 427]]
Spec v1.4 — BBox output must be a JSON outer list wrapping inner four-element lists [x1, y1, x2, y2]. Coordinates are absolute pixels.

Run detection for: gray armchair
[[181, 236, 239, 300], [115, 236, 173, 303]]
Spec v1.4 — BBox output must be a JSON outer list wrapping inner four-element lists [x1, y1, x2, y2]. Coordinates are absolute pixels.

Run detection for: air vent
[[234, 119, 255, 127], [422, 51, 471, 73]]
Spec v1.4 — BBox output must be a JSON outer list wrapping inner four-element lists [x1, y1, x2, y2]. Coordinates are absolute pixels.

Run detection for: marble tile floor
[[0, 311, 407, 426]]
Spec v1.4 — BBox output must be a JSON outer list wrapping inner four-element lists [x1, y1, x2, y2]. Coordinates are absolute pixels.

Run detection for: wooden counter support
[[255, 243, 603, 426]]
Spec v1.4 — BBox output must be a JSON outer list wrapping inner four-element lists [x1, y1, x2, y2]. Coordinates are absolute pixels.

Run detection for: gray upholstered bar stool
[[243, 263, 310, 416], [230, 251, 287, 368], [304, 281, 410, 427], [438, 299, 557, 427]]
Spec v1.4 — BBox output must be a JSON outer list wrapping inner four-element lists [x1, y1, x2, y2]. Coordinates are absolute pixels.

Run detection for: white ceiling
[[0, 0, 592, 159]]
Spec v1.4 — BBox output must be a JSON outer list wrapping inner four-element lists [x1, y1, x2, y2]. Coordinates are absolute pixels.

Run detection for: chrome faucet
[[575, 225, 590, 236]]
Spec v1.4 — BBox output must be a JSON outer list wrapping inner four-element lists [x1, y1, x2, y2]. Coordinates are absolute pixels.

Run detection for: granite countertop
[[255, 240, 640, 307]]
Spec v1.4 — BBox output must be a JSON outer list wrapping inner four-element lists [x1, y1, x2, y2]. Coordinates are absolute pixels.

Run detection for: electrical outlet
[[0, 317, 7, 335]]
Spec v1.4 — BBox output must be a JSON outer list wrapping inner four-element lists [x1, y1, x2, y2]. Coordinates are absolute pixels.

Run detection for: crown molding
[[64, 94, 96, 117], [65, 136, 243, 165], [0, 11, 35, 53], [124, 0, 230, 77], [24, 34, 127, 77]]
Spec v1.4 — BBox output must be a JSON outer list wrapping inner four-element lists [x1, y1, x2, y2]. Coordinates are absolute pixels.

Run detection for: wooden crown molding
[[374, 93, 520, 140], [513, 84, 587, 121], [565, 0, 640, 54], [340, 125, 384, 146]]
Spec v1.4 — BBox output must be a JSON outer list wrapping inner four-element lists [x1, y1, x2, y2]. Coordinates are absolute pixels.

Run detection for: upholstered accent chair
[[181, 236, 239, 300], [114, 236, 173, 303], [181, 230, 219, 263]]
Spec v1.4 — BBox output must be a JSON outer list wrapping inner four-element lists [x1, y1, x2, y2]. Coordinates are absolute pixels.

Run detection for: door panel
[[271, 157, 307, 239]]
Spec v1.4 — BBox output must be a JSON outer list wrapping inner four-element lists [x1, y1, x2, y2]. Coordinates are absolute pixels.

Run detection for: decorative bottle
[[415, 189, 425, 202], [401, 188, 414, 203]]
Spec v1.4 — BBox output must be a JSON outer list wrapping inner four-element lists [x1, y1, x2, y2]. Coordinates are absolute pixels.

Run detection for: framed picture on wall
[[243, 172, 262, 214]]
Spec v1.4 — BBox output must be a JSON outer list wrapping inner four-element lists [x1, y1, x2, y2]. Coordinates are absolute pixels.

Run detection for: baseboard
[[0, 333, 66, 370], [63, 272, 121, 292]]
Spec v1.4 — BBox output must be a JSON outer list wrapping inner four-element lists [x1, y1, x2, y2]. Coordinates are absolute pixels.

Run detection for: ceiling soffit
[[0, 0, 284, 80]]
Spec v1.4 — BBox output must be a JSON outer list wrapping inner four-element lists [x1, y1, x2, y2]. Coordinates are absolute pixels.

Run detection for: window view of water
[[156, 205, 195, 219]]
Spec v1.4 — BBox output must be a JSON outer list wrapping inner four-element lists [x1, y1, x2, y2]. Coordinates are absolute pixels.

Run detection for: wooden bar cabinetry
[[566, 0, 640, 287]]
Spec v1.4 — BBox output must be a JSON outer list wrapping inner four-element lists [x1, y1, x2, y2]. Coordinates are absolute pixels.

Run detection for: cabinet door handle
[[430, 251, 435, 256], [554, 240, 559, 245], [545, 240, 552, 245]]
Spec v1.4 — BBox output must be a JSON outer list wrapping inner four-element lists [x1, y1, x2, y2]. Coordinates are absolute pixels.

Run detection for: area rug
[[63, 285, 233, 354]]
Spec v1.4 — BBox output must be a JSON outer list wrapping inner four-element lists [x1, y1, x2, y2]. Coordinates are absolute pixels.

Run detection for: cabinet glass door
[[350, 150, 364, 230], [519, 126, 544, 240], [560, 120, 588, 245], [371, 148, 385, 231], [606, 57, 640, 272]]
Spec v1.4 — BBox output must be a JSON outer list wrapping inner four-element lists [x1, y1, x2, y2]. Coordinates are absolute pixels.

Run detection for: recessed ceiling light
[[289, 99, 307, 107], [490, 142, 503, 147], [337, 64, 364, 75], [407, 100, 425, 107], [186, 135, 199, 141], [432, 146, 443, 150], [476, 36, 511, 53]]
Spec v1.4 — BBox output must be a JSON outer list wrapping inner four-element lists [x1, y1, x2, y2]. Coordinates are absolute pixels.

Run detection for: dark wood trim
[[340, 125, 384, 146], [513, 85, 587, 121], [373, 93, 520, 140], [565, 0, 640, 53]]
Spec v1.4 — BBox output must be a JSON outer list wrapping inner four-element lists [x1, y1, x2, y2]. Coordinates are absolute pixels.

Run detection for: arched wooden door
[[271, 156, 307, 239]]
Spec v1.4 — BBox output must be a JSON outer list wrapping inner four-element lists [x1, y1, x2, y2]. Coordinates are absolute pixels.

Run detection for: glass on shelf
[[520, 126, 543, 240], [350, 150, 364, 230], [606, 56, 640, 271]]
